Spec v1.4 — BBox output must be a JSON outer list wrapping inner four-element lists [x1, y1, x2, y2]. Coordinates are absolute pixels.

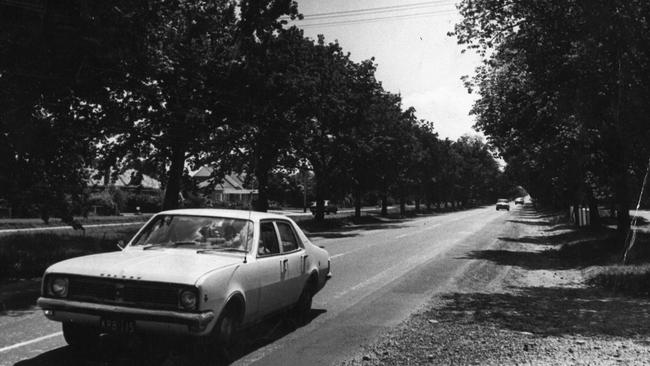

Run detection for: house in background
[[88, 169, 161, 193], [87, 169, 162, 215], [191, 167, 258, 207]]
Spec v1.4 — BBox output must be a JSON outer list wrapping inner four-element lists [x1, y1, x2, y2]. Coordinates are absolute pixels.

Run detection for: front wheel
[[62, 322, 100, 349], [214, 307, 240, 347]]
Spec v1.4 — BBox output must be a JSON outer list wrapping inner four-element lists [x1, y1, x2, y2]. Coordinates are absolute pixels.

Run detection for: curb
[[0, 279, 41, 311]]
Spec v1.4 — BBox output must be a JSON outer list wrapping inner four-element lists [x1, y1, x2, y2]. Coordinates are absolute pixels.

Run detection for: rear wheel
[[62, 322, 99, 349], [294, 279, 316, 325]]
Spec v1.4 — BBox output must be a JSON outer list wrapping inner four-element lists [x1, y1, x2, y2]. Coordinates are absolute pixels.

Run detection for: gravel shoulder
[[342, 206, 650, 365]]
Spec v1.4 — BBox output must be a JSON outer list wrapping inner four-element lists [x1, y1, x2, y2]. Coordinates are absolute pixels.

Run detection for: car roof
[[156, 208, 291, 222], [497, 199, 509, 202]]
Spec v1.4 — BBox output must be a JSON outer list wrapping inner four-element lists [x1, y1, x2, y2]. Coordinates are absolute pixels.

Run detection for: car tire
[[214, 307, 240, 347], [294, 278, 316, 326], [62, 322, 99, 349]]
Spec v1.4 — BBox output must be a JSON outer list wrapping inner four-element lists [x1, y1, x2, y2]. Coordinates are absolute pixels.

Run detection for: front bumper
[[37, 297, 214, 336]]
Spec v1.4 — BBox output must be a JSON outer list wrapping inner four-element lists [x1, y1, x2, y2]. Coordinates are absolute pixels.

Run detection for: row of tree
[[0, 0, 507, 222], [452, 0, 650, 241]]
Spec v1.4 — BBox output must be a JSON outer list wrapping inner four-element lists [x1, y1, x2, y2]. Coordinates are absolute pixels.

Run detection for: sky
[[288, 0, 483, 140]]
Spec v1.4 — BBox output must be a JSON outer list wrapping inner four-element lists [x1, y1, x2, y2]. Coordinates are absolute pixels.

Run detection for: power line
[[293, 0, 457, 20], [296, 9, 458, 29]]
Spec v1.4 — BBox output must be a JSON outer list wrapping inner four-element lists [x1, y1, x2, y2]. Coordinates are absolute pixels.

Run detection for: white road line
[[0, 332, 62, 353], [330, 253, 347, 259]]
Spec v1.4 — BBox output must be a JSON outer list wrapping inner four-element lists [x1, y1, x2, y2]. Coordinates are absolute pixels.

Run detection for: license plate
[[100, 317, 135, 334]]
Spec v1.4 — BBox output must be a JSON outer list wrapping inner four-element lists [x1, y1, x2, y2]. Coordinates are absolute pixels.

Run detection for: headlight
[[179, 289, 197, 310], [50, 277, 69, 298]]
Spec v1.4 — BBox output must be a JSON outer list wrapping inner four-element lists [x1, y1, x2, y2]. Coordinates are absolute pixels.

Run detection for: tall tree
[[0, 2, 122, 219], [452, 0, 650, 241], [99, 0, 239, 210]]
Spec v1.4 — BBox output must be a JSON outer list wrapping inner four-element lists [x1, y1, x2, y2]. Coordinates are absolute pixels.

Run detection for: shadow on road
[[506, 219, 554, 226], [498, 229, 589, 246], [14, 309, 326, 366], [466, 232, 620, 270], [464, 205, 628, 270], [302, 216, 414, 240], [431, 287, 650, 338]]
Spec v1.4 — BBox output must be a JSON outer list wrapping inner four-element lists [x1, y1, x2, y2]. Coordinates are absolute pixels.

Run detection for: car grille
[[66, 276, 184, 311]]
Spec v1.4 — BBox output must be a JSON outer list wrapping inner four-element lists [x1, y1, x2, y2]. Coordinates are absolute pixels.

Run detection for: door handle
[[281, 258, 288, 273], [301, 254, 309, 272]]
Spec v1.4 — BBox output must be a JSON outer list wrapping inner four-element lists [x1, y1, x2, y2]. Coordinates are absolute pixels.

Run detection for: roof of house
[[192, 168, 256, 194], [88, 169, 161, 190]]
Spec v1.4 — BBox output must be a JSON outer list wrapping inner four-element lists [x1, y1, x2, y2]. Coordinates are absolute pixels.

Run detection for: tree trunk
[[399, 193, 406, 217], [381, 192, 388, 217], [313, 172, 325, 222], [614, 170, 631, 242], [415, 198, 421, 212], [162, 142, 186, 210], [354, 185, 362, 219], [254, 163, 270, 212]]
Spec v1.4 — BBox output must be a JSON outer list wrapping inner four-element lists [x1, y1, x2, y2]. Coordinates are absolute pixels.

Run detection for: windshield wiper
[[142, 241, 199, 250], [169, 241, 200, 247], [142, 243, 166, 250]]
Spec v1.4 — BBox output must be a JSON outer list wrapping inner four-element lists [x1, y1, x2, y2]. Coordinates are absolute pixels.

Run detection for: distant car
[[514, 197, 525, 205], [310, 200, 338, 215], [496, 199, 510, 211], [38, 209, 331, 349]]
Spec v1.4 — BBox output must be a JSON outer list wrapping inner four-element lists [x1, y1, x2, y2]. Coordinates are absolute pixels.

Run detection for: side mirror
[[117, 240, 126, 250]]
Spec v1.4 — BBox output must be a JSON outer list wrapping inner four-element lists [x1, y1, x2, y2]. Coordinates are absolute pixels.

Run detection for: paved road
[[0, 204, 521, 365]]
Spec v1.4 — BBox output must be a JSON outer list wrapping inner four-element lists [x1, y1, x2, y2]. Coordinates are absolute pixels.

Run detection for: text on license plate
[[100, 318, 135, 333]]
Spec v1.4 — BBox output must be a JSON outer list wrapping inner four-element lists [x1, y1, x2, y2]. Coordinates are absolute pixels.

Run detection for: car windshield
[[130, 215, 254, 253]]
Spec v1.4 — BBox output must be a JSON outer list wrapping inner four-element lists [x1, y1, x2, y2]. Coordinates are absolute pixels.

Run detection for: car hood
[[46, 249, 242, 285]]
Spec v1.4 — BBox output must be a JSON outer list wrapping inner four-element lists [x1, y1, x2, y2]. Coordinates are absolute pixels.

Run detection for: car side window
[[276, 221, 299, 252], [258, 222, 280, 256]]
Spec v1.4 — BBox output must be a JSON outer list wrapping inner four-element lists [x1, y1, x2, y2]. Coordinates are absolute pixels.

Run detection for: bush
[[126, 192, 163, 213], [87, 191, 116, 215], [0, 228, 139, 281]]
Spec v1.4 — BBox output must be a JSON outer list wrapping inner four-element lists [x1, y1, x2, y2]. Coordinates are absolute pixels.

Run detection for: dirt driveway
[[343, 206, 650, 365]]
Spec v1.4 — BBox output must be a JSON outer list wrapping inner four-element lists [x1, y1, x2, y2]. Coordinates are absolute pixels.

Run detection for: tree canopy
[[452, 0, 650, 240], [0, 0, 506, 222]]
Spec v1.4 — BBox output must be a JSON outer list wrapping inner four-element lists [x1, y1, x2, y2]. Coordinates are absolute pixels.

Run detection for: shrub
[[126, 192, 163, 213], [87, 191, 116, 215], [0, 228, 139, 281], [587, 265, 650, 296]]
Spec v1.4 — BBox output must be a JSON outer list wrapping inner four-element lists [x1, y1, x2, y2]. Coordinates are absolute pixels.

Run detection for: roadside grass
[[587, 264, 650, 297], [0, 228, 139, 282], [465, 205, 650, 297], [539, 215, 650, 297], [581, 231, 650, 296]]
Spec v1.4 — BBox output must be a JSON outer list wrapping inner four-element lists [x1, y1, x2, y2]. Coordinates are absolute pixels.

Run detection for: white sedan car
[[38, 209, 331, 348]]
